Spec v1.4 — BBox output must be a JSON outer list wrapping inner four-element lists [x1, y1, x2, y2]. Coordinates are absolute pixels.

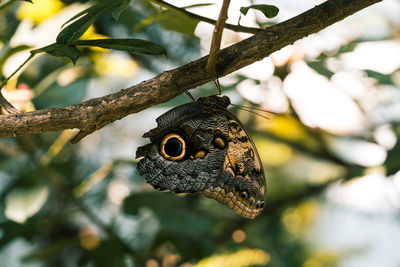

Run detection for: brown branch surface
[[0, 0, 382, 142]]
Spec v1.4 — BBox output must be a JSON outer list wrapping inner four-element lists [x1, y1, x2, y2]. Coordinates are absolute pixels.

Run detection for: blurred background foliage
[[1, 0, 400, 266]]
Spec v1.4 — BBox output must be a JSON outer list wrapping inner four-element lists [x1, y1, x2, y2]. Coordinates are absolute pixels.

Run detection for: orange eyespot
[[194, 150, 207, 159], [160, 133, 186, 161], [213, 135, 226, 149]]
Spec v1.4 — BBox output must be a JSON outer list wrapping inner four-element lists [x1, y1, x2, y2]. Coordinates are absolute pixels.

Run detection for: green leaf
[[57, 0, 132, 44], [384, 138, 400, 176], [5, 184, 50, 223], [0, 0, 31, 10], [365, 69, 394, 85], [33, 43, 81, 64], [240, 4, 279, 18], [112, 0, 130, 21], [56, 3, 111, 45], [307, 59, 334, 79], [22, 238, 79, 262], [75, 38, 167, 56], [46, 46, 81, 65]]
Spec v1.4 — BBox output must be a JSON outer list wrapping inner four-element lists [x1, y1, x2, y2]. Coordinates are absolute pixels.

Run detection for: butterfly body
[[136, 95, 266, 219]]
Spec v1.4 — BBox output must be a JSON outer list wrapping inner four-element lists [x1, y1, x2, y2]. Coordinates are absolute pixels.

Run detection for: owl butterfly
[[136, 95, 266, 219]]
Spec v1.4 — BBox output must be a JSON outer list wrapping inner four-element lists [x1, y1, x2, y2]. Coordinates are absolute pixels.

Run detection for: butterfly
[[136, 95, 266, 219]]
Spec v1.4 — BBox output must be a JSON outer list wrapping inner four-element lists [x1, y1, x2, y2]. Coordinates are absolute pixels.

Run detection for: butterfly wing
[[136, 96, 266, 219], [203, 110, 266, 219], [136, 100, 227, 192]]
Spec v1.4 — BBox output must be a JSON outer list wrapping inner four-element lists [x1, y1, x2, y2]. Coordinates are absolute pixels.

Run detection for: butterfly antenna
[[214, 79, 222, 95], [232, 103, 276, 115], [231, 104, 275, 120], [185, 91, 196, 102]]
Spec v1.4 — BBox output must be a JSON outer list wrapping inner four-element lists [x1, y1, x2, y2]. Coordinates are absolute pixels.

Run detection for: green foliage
[[33, 44, 81, 65], [75, 39, 167, 56], [365, 69, 394, 85], [56, 0, 125, 45], [138, 9, 199, 36], [240, 4, 279, 18]]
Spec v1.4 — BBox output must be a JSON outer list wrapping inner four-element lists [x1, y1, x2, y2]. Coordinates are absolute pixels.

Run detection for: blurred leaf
[[22, 238, 79, 262], [307, 59, 334, 79], [75, 38, 167, 56], [33, 43, 81, 65], [365, 69, 393, 85], [0, 221, 35, 249], [240, 4, 279, 18], [33, 78, 87, 109], [138, 10, 199, 36], [79, 239, 131, 267], [0, 0, 32, 10], [384, 139, 400, 176], [124, 192, 211, 238], [112, 0, 130, 21], [5, 184, 50, 223]]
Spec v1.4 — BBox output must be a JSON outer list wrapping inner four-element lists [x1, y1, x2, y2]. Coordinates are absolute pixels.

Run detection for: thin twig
[[0, 91, 18, 114], [0, 53, 36, 114], [149, 0, 262, 34], [206, 0, 231, 75]]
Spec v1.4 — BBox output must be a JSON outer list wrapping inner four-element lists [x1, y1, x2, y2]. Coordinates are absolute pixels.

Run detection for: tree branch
[[0, 0, 382, 142]]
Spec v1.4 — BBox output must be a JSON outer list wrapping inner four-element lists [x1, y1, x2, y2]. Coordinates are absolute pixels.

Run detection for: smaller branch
[[0, 91, 18, 114], [71, 129, 91, 144], [2, 53, 35, 87], [0, 53, 36, 114], [150, 0, 262, 34], [206, 0, 231, 74]]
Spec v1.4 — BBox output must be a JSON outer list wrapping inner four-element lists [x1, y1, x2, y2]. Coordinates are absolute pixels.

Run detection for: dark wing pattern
[[136, 95, 266, 219]]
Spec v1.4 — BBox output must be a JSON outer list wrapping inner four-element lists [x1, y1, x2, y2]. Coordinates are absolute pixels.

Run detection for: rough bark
[[0, 0, 382, 142]]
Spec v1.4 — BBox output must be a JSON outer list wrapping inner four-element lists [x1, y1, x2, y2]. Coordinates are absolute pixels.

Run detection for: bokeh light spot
[[79, 227, 100, 250], [146, 259, 159, 267], [232, 229, 246, 243]]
